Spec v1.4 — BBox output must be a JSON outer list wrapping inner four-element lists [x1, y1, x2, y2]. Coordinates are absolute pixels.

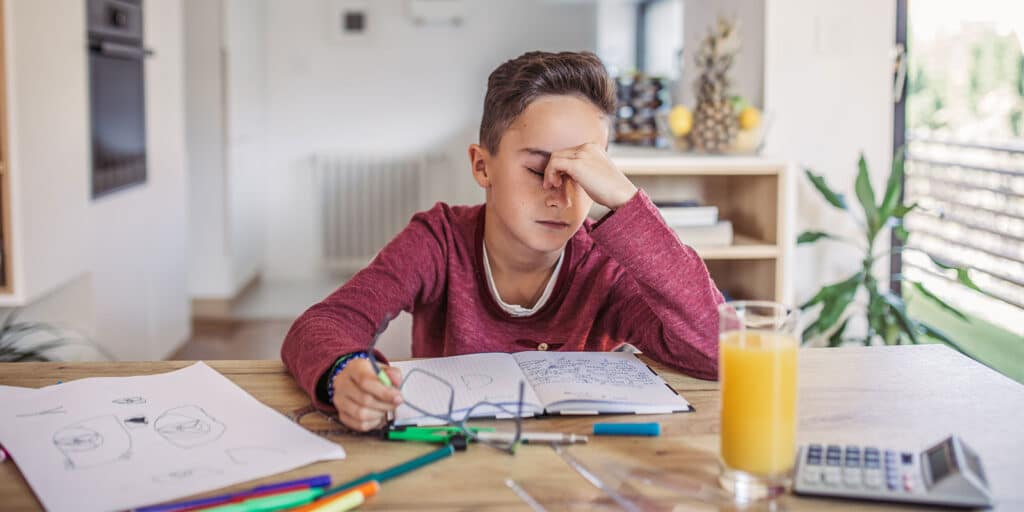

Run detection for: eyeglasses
[[294, 312, 527, 454], [397, 367, 526, 455]]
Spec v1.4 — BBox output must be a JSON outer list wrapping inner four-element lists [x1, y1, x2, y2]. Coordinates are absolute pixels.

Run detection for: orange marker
[[290, 480, 380, 512]]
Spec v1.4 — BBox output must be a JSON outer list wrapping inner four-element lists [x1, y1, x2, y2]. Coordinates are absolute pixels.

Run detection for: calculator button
[[826, 456, 841, 466], [863, 471, 883, 489], [824, 468, 841, 486], [802, 467, 822, 485], [887, 477, 899, 491], [826, 445, 842, 456], [864, 457, 880, 469], [806, 455, 822, 466], [901, 452, 913, 465], [843, 469, 862, 487]]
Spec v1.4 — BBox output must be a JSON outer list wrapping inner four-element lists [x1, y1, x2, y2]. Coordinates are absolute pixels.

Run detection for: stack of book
[[655, 200, 734, 247]]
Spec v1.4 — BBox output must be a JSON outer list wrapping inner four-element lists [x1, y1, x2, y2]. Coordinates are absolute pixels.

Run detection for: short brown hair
[[479, 51, 616, 154]]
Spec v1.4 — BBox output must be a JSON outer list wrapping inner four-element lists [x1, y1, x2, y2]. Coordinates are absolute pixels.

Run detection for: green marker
[[201, 487, 324, 512], [386, 426, 495, 443]]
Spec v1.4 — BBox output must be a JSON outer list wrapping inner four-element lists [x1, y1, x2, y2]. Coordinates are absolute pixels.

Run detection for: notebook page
[[391, 353, 545, 426], [512, 351, 690, 413]]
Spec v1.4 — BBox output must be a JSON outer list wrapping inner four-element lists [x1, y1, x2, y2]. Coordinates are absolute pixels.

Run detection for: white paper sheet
[[0, 362, 344, 512]]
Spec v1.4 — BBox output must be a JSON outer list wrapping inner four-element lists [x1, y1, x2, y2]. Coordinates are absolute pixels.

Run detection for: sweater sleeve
[[589, 189, 725, 380], [280, 207, 450, 408]]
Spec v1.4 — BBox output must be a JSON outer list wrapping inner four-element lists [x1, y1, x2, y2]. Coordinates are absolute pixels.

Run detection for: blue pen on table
[[593, 422, 661, 437], [135, 474, 331, 512]]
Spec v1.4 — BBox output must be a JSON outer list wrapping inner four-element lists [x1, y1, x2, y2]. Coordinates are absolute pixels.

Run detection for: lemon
[[668, 105, 693, 136], [738, 106, 761, 130]]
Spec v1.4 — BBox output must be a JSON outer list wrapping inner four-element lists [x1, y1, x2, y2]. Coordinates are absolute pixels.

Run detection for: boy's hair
[[479, 51, 616, 154]]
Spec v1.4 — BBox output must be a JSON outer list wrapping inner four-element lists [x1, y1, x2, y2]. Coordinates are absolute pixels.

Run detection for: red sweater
[[281, 190, 724, 408]]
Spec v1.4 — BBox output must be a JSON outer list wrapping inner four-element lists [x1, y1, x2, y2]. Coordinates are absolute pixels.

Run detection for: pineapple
[[690, 17, 740, 153]]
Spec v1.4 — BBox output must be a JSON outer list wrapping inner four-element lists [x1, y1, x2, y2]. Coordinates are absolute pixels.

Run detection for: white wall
[[680, 0, 765, 107], [261, 0, 598, 282], [2, 0, 190, 360], [185, 0, 267, 299], [1, 0, 90, 306], [763, 0, 896, 306]]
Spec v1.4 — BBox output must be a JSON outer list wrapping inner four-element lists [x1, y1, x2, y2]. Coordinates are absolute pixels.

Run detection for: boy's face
[[470, 95, 608, 257]]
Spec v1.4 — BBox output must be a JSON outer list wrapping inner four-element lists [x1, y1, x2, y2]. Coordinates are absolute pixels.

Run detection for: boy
[[282, 51, 724, 432]]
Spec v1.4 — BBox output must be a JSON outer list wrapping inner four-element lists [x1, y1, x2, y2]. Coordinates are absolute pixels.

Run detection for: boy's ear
[[468, 144, 492, 188]]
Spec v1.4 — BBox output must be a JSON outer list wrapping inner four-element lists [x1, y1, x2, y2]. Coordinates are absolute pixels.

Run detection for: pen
[[593, 422, 661, 437], [367, 314, 395, 387], [476, 431, 588, 445], [136, 474, 331, 512], [323, 443, 455, 497]]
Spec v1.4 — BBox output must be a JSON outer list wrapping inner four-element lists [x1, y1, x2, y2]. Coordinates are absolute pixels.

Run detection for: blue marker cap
[[593, 422, 661, 436]]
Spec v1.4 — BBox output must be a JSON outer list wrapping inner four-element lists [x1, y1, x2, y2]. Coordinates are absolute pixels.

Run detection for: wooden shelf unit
[[610, 146, 794, 304]]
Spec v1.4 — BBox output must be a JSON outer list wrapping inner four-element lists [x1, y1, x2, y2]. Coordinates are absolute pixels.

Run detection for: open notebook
[[390, 351, 692, 426]]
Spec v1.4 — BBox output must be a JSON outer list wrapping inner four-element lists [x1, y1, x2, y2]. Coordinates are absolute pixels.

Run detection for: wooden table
[[1, 345, 1022, 510]]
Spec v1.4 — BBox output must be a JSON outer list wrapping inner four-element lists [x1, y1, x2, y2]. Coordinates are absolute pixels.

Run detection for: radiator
[[314, 153, 440, 273]]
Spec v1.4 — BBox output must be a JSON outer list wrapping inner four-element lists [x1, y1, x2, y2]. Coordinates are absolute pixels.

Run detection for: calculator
[[793, 435, 993, 508]]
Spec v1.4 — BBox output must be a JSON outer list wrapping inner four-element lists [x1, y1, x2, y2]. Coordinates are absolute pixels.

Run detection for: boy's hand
[[331, 358, 403, 432], [543, 142, 638, 210]]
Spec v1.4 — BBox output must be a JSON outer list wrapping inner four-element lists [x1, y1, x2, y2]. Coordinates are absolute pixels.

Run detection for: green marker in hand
[[367, 313, 395, 387]]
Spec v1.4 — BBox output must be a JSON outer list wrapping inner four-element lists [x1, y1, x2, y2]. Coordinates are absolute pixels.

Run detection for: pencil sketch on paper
[[518, 357, 659, 388], [123, 415, 148, 429], [153, 405, 225, 448], [53, 415, 132, 469], [152, 466, 223, 484], [112, 396, 147, 405], [16, 405, 67, 418], [226, 446, 286, 465], [460, 374, 493, 390]]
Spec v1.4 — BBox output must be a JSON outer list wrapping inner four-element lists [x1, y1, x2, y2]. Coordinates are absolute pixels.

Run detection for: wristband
[[325, 351, 369, 402]]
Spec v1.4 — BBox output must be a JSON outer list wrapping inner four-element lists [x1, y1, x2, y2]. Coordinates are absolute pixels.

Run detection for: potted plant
[[798, 152, 984, 351], [0, 310, 111, 362]]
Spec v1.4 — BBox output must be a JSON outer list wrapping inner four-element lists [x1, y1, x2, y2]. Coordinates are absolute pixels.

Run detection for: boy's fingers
[[336, 407, 385, 432], [351, 372, 403, 405], [339, 388, 395, 413], [384, 366, 403, 388]]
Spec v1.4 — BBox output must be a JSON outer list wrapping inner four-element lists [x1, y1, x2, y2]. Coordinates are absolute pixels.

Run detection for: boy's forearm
[[590, 189, 724, 376]]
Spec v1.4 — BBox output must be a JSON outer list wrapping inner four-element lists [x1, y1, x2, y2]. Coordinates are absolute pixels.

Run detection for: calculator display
[[926, 440, 955, 483]]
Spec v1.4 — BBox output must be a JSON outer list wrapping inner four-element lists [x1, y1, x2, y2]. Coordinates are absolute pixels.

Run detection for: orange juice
[[720, 330, 798, 476]]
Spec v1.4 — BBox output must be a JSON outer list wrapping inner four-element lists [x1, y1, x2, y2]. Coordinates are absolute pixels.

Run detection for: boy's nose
[[546, 178, 574, 209]]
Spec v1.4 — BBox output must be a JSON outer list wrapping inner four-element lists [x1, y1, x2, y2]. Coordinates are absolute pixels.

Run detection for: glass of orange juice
[[718, 301, 799, 502]]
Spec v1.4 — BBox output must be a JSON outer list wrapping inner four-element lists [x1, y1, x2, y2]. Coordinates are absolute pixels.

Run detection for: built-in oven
[[87, 0, 152, 198]]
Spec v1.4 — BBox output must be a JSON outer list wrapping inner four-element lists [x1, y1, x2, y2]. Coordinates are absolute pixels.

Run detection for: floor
[[171, 280, 414, 361]]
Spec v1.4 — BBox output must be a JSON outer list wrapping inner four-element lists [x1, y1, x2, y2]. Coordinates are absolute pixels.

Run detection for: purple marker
[[135, 474, 331, 512]]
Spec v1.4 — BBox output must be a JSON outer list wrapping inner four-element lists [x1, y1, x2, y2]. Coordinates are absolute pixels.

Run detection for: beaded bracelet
[[325, 351, 369, 402]]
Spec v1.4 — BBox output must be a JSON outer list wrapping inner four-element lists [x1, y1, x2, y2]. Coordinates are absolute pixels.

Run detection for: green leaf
[[927, 255, 983, 292], [800, 272, 863, 310], [918, 321, 968, 355], [894, 224, 909, 241], [804, 169, 848, 210], [797, 231, 839, 245], [881, 292, 920, 344], [910, 282, 969, 322], [814, 282, 859, 340], [879, 149, 905, 220], [828, 318, 850, 347], [854, 154, 881, 237], [892, 202, 918, 219]]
